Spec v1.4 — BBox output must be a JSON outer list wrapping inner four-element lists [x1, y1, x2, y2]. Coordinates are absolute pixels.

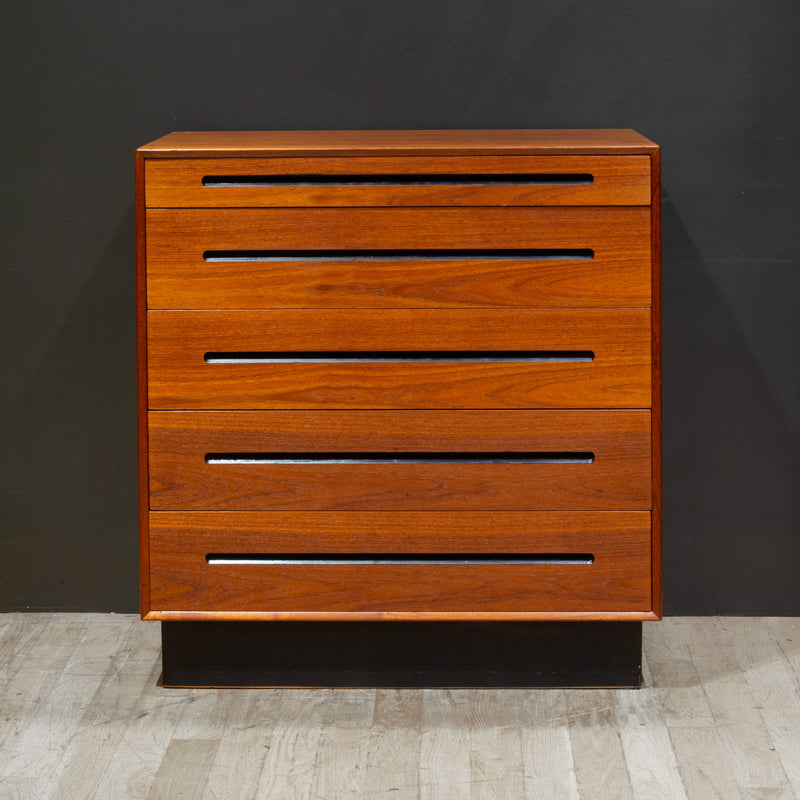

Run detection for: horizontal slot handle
[[205, 553, 595, 565], [204, 350, 595, 364], [204, 248, 594, 262], [202, 173, 594, 187], [205, 452, 595, 464], [148, 308, 650, 410]]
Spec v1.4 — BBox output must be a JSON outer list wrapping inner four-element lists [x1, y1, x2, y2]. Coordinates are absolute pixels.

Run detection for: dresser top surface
[[137, 129, 659, 158]]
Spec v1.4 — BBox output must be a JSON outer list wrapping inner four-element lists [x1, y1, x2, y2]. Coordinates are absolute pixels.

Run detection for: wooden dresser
[[136, 130, 660, 683]]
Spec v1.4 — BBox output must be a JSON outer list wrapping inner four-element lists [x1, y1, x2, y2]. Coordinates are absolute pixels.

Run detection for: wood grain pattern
[[364, 690, 421, 800], [146, 206, 650, 310], [728, 619, 800, 798], [148, 253, 650, 312], [147, 308, 650, 410], [642, 622, 715, 729], [148, 410, 651, 511], [137, 129, 660, 157], [1, 619, 135, 783], [147, 512, 652, 615], [146, 204, 649, 251], [468, 690, 526, 798], [0, 617, 87, 755], [41, 649, 160, 800], [682, 619, 794, 798], [201, 690, 287, 798], [150, 511, 650, 553], [0, 777, 49, 799], [136, 150, 151, 618], [91, 659, 190, 799], [147, 248, 650, 311], [145, 739, 219, 800], [145, 155, 650, 207], [252, 690, 326, 799], [519, 691, 579, 799], [611, 661, 689, 800], [650, 147, 663, 619], [307, 689, 375, 799], [419, 690, 471, 800], [668, 727, 746, 800], [567, 690, 635, 799]]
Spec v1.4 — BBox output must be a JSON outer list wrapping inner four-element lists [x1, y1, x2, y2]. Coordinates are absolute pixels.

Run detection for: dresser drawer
[[147, 511, 653, 618], [145, 155, 651, 208], [148, 409, 651, 511], [148, 244, 650, 312], [147, 308, 650, 409], [146, 206, 650, 310]]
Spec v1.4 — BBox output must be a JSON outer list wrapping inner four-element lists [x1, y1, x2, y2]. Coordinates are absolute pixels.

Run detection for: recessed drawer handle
[[205, 553, 595, 565], [204, 248, 594, 262], [201, 173, 594, 187], [204, 452, 595, 464], [203, 350, 595, 364]]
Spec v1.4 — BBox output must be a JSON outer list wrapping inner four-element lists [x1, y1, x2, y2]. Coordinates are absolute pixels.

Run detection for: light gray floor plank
[[116, 619, 162, 676], [728, 618, 800, 799], [2, 616, 135, 782], [255, 689, 331, 800], [308, 688, 376, 800], [0, 614, 88, 695], [669, 726, 745, 800], [170, 688, 236, 741], [146, 739, 219, 800], [0, 617, 13, 651], [202, 724, 273, 800], [42, 644, 163, 800], [201, 690, 285, 800], [3, 658, 113, 781], [89, 674, 189, 800], [682, 618, 794, 800], [0, 616, 89, 761], [0, 614, 68, 681], [419, 690, 472, 800], [363, 689, 422, 800], [771, 618, 800, 694], [0, 776, 49, 800], [468, 689, 525, 800], [643, 619, 716, 728], [567, 689, 635, 800], [58, 615, 136, 675], [612, 661, 689, 800], [520, 690, 578, 800]]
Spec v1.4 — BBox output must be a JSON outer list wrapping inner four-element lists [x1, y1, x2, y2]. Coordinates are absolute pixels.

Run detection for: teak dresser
[[136, 130, 661, 687]]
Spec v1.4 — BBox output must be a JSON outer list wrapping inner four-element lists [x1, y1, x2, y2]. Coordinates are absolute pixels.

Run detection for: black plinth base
[[160, 621, 642, 688]]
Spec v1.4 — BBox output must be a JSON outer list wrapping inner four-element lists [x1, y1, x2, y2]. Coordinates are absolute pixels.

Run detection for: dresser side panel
[[136, 150, 151, 617], [650, 147, 662, 618]]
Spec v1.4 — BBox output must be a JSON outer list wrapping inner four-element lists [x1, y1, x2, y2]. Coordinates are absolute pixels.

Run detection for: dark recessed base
[[160, 621, 642, 688]]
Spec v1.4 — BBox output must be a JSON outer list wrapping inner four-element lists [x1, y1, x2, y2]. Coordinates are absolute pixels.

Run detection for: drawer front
[[147, 308, 651, 409], [148, 410, 651, 511], [146, 207, 650, 309], [147, 511, 653, 615], [145, 155, 651, 208], [148, 246, 650, 312]]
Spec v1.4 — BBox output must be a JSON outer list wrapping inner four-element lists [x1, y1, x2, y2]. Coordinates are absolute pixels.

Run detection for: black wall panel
[[1, 0, 798, 612]]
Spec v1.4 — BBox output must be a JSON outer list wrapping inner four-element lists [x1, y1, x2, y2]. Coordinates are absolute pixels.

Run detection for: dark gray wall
[[1, 0, 798, 613]]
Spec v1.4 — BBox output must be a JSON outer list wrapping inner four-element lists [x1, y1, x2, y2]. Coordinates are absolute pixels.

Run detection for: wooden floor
[[1, 616, 799, 799]]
